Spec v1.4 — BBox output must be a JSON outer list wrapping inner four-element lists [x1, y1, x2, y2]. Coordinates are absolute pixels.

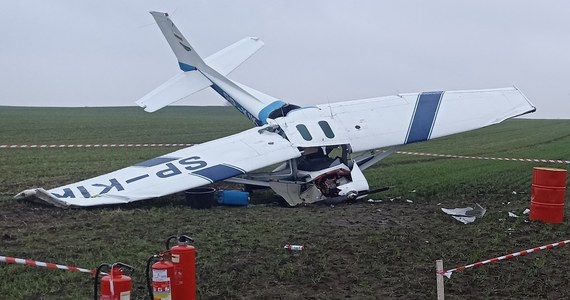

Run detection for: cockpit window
[[296, 124, 312, 141], [318, 121, 335, 138]]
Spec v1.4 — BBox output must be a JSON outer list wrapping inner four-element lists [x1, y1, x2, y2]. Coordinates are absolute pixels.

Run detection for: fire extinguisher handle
[[166, 235, 195, 249], [179, 235, 194, 244], [114, 262, 135, 274]]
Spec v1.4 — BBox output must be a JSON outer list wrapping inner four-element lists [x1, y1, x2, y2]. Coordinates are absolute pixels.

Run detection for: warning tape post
[[436, 239, 570, 298]]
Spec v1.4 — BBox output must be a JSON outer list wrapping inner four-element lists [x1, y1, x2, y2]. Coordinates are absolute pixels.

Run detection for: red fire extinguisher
[[147, 235, 196, 300], [146, 251, 175, 300], [93, 262, 135, 300]]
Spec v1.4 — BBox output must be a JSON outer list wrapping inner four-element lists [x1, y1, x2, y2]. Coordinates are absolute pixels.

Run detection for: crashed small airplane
[[16, 12, 536, 207]]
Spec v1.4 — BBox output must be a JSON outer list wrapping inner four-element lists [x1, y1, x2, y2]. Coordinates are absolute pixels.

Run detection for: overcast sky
[[1, 1, 568, 119]]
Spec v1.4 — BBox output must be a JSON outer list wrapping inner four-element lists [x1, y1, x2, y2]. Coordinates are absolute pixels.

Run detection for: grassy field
[[0, 106, 569, 299]]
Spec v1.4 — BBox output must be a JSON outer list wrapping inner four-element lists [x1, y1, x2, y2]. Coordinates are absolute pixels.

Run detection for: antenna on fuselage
[[327, 97, 334, 118]]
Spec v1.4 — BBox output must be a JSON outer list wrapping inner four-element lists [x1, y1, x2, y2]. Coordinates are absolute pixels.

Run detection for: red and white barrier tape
[[439, 239, 570, 278], [397, 151, 570, 165], [1, 145, 568, 165], [0, 255, 96, 275], [0, 144, 192, 148]]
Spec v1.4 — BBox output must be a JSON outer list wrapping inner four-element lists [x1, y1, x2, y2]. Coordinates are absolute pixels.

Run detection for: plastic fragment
[[441, 203, 486, 224]]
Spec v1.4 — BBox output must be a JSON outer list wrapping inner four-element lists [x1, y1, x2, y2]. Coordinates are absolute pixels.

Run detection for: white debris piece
[[450, 216, 477, 224], [523, 208, 530, 215], [508, 212, 519, 218], [406, 199, 413, 203], [441, 203, 486, 224]]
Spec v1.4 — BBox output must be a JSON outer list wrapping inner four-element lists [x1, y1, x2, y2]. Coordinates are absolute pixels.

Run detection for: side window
[[296, 124, 312, 141], [318, 121, 335, 138]]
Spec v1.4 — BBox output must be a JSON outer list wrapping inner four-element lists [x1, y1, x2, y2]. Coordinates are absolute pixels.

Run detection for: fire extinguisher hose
[[146, 254, 158, 300], [146, 251, 170, 300], [93, 263, 110, 300], [93, 262, 134, 300]]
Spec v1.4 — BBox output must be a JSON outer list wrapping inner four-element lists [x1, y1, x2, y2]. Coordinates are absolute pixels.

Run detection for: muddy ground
[[2, 187, 570, 299]]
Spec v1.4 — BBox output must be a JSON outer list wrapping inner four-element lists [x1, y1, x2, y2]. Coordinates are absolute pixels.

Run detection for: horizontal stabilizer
[[135, 71, 212, 112], [205, 37, 264, 76]]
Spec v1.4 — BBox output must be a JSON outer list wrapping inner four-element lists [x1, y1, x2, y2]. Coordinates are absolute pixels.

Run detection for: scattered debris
[[284, 245, 304, 251], [512, 191, 517, 195], [523, 208, 530, 215], [371, 196, 413, 204], [410, 189, 416, 193], [441, 203, 486, 224], [508, 212, 519, 218]]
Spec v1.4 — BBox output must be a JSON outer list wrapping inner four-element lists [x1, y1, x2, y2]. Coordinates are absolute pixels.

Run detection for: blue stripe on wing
[[405, 91, 444, 144], [191, 164, 245, 183]]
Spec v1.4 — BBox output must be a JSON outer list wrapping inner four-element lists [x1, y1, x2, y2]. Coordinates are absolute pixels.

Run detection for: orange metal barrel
[[529, 167, 567, 223]]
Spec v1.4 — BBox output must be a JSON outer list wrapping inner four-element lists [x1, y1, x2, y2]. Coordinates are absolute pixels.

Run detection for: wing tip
[[15, 188, 70, 208], [149, 11, 168, 17], [14, 189, 37, 199]]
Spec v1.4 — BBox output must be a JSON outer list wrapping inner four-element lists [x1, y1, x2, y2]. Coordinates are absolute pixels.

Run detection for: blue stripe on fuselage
[[192, 164, 244, 182], [179, 62, 197, 72], [210, 83, 262, 125], [405, 91, 444, 144], [258, 101, 287, 124]]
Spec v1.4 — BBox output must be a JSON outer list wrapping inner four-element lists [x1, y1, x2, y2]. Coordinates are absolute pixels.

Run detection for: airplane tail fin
[[139, 12, 290, 125], [149, 11, 206, 72], [138, 11, 272, 117], [136, 12, 213, 112]]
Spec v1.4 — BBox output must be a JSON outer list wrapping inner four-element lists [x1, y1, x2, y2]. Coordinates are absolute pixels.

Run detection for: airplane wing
[[272, 87, 535, 152], [16, 126, 301, 207]]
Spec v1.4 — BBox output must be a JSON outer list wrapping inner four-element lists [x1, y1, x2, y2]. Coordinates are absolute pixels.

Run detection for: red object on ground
[[170, 243, 196, 300], [99, 267, 132, 300], [152, 258, 175, 300], [530, 167, 567, 223]]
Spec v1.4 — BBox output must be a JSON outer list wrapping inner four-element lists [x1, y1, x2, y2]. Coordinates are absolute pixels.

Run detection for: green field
[[1, 106, 569, 299]]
